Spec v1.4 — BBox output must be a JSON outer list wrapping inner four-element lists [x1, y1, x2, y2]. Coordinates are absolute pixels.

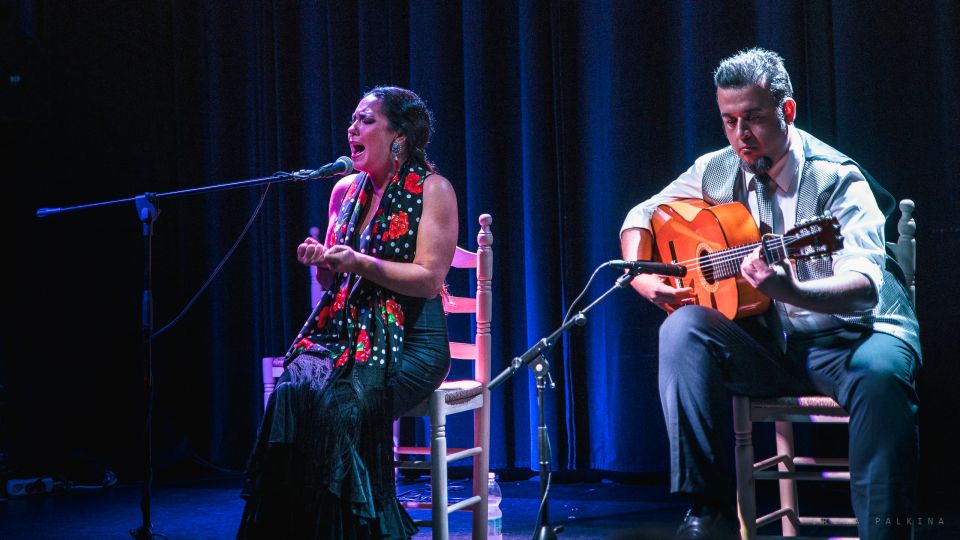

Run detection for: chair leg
[[393, 418, 402, 479], [429, 391, 449, 540], [733, 395, 757, 540], [774, 421, 800, 536], [471, 389, 490, 540]]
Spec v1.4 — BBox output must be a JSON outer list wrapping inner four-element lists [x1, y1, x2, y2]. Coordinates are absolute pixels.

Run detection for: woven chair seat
[[437, 380, 483, 403], [752, 395, 844, 409]]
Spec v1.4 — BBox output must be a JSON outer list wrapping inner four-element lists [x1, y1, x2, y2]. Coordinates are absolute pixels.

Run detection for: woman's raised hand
[[297, 236, 327, 266]]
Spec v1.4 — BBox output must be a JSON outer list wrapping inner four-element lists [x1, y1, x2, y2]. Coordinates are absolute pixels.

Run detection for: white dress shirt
[[620, 126, 887, 335]]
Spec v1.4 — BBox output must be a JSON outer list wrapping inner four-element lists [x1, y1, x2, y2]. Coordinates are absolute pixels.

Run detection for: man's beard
[[745, 155, 773, 176]]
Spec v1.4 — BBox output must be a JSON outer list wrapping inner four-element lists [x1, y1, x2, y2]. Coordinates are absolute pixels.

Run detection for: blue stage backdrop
[[7, 0, 959, 489]]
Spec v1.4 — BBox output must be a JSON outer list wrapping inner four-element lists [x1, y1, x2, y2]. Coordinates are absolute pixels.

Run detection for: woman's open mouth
[[350, 143, 366, 159]]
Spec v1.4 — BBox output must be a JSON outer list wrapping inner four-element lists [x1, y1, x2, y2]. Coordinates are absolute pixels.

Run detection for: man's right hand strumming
[[630, 273, 694, 308], [620, 226, 694, 309]]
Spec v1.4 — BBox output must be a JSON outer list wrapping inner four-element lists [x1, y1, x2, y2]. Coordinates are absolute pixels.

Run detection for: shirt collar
[[743, 125, 803, 194]]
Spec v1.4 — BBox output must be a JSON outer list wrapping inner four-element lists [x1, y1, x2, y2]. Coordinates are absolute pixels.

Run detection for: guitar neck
[[705, 236, 789, 281]]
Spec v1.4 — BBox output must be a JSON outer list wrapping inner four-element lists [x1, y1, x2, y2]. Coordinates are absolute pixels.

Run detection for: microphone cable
[[150, 181, 274, 340]]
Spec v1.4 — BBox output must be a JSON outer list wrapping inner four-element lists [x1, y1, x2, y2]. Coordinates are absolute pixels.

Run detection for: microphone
[[608, 259, 687, 277], [297, 156, 353, 179]]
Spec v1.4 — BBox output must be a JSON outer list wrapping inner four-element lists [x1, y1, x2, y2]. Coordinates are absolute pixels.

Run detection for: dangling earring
[[390, 140, 401, 172]]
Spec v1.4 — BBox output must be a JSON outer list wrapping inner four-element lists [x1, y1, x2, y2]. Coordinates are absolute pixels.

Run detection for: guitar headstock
[[784, 216, 843, 260]]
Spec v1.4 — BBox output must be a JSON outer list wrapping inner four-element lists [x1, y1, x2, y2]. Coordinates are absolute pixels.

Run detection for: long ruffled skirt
[[238, 297, 450, 539]]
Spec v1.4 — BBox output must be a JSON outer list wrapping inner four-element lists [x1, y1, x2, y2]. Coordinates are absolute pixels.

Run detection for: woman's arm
[[323, 174, 459, 298], [297, 175, 355, 289]]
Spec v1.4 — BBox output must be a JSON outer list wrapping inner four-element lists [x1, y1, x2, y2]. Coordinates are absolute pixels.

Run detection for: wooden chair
[[395, 214, 493, 540], [733, 200, 916, 540]]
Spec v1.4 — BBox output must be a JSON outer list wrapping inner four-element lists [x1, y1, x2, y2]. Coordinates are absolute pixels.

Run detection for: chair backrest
[[443, 214, 493, 385], [885, 199, 916, 306]]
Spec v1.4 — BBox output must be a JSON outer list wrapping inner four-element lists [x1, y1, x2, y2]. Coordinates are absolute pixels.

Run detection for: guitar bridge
[[668, 240, 684, 288]]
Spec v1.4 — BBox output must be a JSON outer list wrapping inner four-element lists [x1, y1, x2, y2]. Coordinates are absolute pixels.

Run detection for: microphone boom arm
[[37, 161, 352, 218]]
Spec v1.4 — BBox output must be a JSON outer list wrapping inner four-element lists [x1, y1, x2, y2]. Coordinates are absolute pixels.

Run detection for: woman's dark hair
[[363, 85, 436, 172]]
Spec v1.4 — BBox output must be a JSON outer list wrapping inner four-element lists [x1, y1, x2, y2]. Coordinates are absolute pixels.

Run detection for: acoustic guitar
[[649, 199, 843, 320]]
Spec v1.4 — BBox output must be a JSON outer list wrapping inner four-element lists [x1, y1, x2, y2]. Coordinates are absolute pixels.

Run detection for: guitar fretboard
[[700, 236, 791, 282]]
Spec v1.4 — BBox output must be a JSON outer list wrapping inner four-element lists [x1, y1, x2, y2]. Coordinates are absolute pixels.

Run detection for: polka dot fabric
[[286, 164, 430, 375]]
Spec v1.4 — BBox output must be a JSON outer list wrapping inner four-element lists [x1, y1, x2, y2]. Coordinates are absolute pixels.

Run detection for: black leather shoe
[[674, 508, 739, 539]]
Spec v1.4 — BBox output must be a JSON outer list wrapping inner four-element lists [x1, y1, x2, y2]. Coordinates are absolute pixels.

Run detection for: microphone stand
[[37, 168, 335, 540], [488, 270, 642, 540]]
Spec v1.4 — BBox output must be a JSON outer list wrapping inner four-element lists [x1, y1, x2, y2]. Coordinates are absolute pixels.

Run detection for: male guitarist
[[620, 48, 920, 540]]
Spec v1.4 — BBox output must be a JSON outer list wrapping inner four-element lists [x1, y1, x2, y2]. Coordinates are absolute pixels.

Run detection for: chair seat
[[402, 380, 484, 418], [748, 394, 849, 423], [751, 395, 843, 409], [438, 380, 483, 403]]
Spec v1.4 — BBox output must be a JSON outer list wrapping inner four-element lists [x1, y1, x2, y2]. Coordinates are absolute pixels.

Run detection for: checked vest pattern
[[700, 129, 921, 359]]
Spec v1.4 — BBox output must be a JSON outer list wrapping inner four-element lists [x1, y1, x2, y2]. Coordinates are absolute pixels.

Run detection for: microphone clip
[[293, 156, 354, 180]]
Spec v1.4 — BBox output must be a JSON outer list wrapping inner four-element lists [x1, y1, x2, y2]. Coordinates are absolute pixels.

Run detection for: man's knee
[[844, 349, 919, 433], [658, 306, 731, 385], [847, 344, 916, 401], [849, 366, 915, 410], [659, 305, 725, 345]]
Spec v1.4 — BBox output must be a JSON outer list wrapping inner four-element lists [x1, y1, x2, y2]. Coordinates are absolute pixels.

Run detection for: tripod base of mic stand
[[130, 526, 167, 540], [536, 523, 563, 540]]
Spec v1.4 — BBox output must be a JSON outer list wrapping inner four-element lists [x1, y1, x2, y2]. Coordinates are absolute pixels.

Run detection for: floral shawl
[[284, 163, 430, 377]]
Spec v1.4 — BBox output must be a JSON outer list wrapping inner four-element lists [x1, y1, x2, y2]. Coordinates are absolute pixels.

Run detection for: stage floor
[[0, 474, 955, 539]]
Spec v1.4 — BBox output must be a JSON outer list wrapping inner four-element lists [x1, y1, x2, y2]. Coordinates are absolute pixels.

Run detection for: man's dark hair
[[713, 48, 794, 126]]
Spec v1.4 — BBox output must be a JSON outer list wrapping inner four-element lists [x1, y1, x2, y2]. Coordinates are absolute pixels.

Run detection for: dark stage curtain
[[6, 0, 959, 490]]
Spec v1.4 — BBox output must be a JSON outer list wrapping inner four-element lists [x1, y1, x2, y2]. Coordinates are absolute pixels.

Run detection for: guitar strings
[[672, 235, 804, 273], [680, 240, 784, 269], [680, 237, 793, 270], [680, 238, 801, 272]]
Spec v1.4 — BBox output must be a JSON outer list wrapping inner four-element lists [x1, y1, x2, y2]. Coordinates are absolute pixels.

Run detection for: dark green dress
[[239, 164, 451, 539]]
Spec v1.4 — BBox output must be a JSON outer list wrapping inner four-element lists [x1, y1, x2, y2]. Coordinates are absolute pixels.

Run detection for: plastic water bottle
[[487, 472, 503, 540]]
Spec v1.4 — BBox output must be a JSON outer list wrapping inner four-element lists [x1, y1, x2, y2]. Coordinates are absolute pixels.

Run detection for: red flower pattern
[[315, 305, 331, 329], [403, 172, 423, 194], [355, 330, 371, 362], [294, 337, 314, 350], [334, 346, 351, 368], [385, 298, 404, 327], [386, 211, 409, 240], [332, 287, 347, 312]]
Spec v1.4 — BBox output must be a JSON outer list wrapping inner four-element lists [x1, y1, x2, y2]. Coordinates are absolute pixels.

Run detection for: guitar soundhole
[[699, 251, 716, 284]]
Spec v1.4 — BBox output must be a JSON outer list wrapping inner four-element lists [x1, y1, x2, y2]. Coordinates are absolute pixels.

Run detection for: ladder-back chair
[[395, 214, 493, 540], [733, 200, 917, 539]]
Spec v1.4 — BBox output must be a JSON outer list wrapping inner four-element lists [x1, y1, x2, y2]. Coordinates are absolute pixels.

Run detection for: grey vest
[[700, 129, 921, 359]]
